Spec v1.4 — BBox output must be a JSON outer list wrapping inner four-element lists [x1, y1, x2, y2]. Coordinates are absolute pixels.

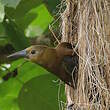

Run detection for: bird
[[7, 42, 78, 87]]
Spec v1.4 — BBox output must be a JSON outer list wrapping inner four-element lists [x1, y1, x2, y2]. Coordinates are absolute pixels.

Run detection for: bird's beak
[[7, 50, 27, 60]]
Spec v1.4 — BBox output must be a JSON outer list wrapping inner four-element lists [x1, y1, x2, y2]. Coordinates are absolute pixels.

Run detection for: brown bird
[[8, 42, 78, 87]]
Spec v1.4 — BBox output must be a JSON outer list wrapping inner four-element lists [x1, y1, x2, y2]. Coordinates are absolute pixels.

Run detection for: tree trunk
[[61, 0, 110, 109]]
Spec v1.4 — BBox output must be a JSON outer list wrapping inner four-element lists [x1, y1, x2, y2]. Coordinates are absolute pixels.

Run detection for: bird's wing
[[62, 55, 78, 75], [62, 53, 78, 85]]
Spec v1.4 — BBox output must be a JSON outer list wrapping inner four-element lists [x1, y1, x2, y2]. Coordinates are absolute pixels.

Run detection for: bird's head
[[7, 42, 73, 64], [7, 45, 48, 63]]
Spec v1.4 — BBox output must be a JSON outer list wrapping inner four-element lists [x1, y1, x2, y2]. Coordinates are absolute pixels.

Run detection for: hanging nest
[[60, 0, 110, 109]]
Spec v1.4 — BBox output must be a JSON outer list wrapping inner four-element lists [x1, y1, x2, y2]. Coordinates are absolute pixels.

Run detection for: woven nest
[[60, 0, 110, 109]]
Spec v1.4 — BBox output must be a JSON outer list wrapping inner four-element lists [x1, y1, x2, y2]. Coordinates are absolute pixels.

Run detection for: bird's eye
[[31, 50, 36, 54]]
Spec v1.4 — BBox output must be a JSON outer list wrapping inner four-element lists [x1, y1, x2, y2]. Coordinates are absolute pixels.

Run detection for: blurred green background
[[0, 0, 65, 110]]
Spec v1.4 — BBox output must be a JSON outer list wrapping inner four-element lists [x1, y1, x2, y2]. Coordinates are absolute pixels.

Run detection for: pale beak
[[7, 50, 27, 60]]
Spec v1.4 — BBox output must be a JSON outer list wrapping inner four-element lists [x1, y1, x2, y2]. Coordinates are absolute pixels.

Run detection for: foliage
[[0, 0, 65, 110]]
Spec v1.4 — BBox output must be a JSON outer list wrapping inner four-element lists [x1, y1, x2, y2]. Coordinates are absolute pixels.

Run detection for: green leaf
[[1, 0, 21, 9], [0, 2, 5, 22], [5, 0, 43, 19], [2, 17, 30, 50], [5, 1, 58, 37], [18, 74, 65, 110], [25, 4, 54, 37], [0, 23, 5, 35], [0, 59, 50, 110], [0, 79, 21, 110], [0, 23, 9, 46], [14, 12, 38, 31], [44, 0, 60, 14], [17, 61, 49, 82], [0, 38, 8, 46]]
